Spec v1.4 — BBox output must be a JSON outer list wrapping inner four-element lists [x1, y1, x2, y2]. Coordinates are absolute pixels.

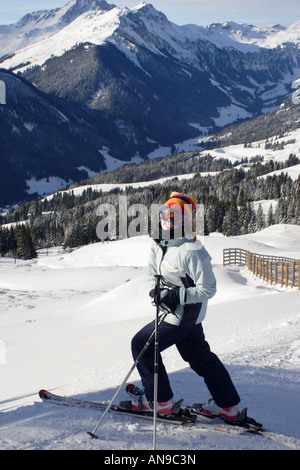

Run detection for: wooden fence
[[223, 248, 300, 289]]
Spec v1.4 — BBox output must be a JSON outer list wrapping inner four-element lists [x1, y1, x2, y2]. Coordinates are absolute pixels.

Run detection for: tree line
[[0, 155, 299, 259]]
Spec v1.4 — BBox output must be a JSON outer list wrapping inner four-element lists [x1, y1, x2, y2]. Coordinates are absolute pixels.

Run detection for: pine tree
[[205, 205, 218, 234], [256, 204, 266, 231], [248, 211, 257, 233], [0, 228, 9, 256], [222, 196, 240, 236], [64, 220, 87, 248], [237, 187, 246, 207], [275, 198, 288, 224], [287, 200, 296, 224], [14, 225, 37, 259], [266, 204, 275, 226]]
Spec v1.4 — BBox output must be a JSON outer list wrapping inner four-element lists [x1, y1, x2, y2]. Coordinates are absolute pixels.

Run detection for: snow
[[0, 0, 115, 57], [1, 2, 300, 74], [199, 127, 300, 179], [213, 103, 253, 127], [26, 176, 74, 196], [0, 8, 123, 73], [252, 199, 278, 216], [43, 173, 196, 200], [0, 224, 299, 450], [39, 125, 300, 203], [195, 21, 300, 52], [76, 166, 99, 178], [259, 164, 300, 181], [101, 146, 144, 173]]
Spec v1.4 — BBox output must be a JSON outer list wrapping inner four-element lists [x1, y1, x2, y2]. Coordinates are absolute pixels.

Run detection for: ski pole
[[153, 274, 161, 450], [87, 302, 167, 439]]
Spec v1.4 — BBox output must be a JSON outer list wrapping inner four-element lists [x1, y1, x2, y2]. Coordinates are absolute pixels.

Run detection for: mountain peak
[[133, 2, 159, 12], [130, 2, 168, 22], [6, 0, 115, 30], [63, 0, 115, 13], [52, 0, 116, 24], [0, 0, 116, 57]]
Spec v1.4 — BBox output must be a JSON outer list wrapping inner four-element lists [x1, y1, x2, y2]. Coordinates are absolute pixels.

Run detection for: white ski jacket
[[148, 237, 217, 326]]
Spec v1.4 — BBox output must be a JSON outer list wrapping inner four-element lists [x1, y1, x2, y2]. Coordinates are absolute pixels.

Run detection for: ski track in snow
[[0, 225, 300, 450]]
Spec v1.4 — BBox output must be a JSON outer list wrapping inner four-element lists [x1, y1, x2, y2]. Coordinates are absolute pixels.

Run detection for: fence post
[[259, 258, 262, 279], [291, 261, 295, 289], [247, 251, 251, 271], [270, 261, 273, 285]]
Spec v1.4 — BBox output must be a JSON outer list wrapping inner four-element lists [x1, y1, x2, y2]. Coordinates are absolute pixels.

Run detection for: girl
[[122, 192, 240, 420]]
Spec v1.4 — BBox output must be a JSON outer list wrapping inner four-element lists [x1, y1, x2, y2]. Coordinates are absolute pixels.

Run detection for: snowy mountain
[[2, 2, 300, 114], [0, 0, 116, 57], [8, 4, 300, 139], [1, 2, 300, 65], [0, 225, 300, 449], [1, 1, 300, 207], [196, 20, 300, 51]]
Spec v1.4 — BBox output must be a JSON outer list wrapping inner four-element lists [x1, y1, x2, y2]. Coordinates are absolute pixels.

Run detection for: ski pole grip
[[155, 275, 161, 304]]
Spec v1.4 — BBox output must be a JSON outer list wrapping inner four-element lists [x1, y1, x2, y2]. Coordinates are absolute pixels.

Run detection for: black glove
[[149, 287, 158, 301], [160, 287, 181, 312], [149, 288, 155, 298], [149, 286, 163, 305]]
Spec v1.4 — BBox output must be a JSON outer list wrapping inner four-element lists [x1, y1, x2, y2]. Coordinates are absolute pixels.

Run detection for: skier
[[122, 191, 241, 420]]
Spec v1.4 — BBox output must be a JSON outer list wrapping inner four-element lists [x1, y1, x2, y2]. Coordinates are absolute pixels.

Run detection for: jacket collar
[[153, 236, 194, 248]]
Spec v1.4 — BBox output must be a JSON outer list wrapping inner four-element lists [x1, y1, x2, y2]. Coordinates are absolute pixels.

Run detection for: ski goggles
[[159, 205, 190, 228]]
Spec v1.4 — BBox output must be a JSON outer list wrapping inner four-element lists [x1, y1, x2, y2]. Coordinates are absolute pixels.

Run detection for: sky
[[0, 0, 299, 26]]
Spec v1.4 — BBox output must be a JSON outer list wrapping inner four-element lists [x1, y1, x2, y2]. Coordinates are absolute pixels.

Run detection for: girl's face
[[160, 218, 173, 231], [160, 205, 187, 228], [159, 204, 194, 238]]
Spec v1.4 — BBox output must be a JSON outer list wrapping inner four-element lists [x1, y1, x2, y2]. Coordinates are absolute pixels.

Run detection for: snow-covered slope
[[0, 225, 299, 450], [0, 0, 116, 57], [36, 126, 300, 201], [1, 2, 300, 73], [199, 127, 300, 171], [1, 2, 299, 150], [196, 20, 300, 51], [0, 0, 300, 70]]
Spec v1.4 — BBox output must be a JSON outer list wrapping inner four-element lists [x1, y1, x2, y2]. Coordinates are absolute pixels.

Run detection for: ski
[[39, 389, 196, 426], [124, 383, 263, 434], [39, 389, 263, 438], [186, 403, 262, 433]]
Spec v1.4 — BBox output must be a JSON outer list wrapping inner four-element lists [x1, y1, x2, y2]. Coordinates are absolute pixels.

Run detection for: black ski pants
[[131, 320, 240, 408]]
